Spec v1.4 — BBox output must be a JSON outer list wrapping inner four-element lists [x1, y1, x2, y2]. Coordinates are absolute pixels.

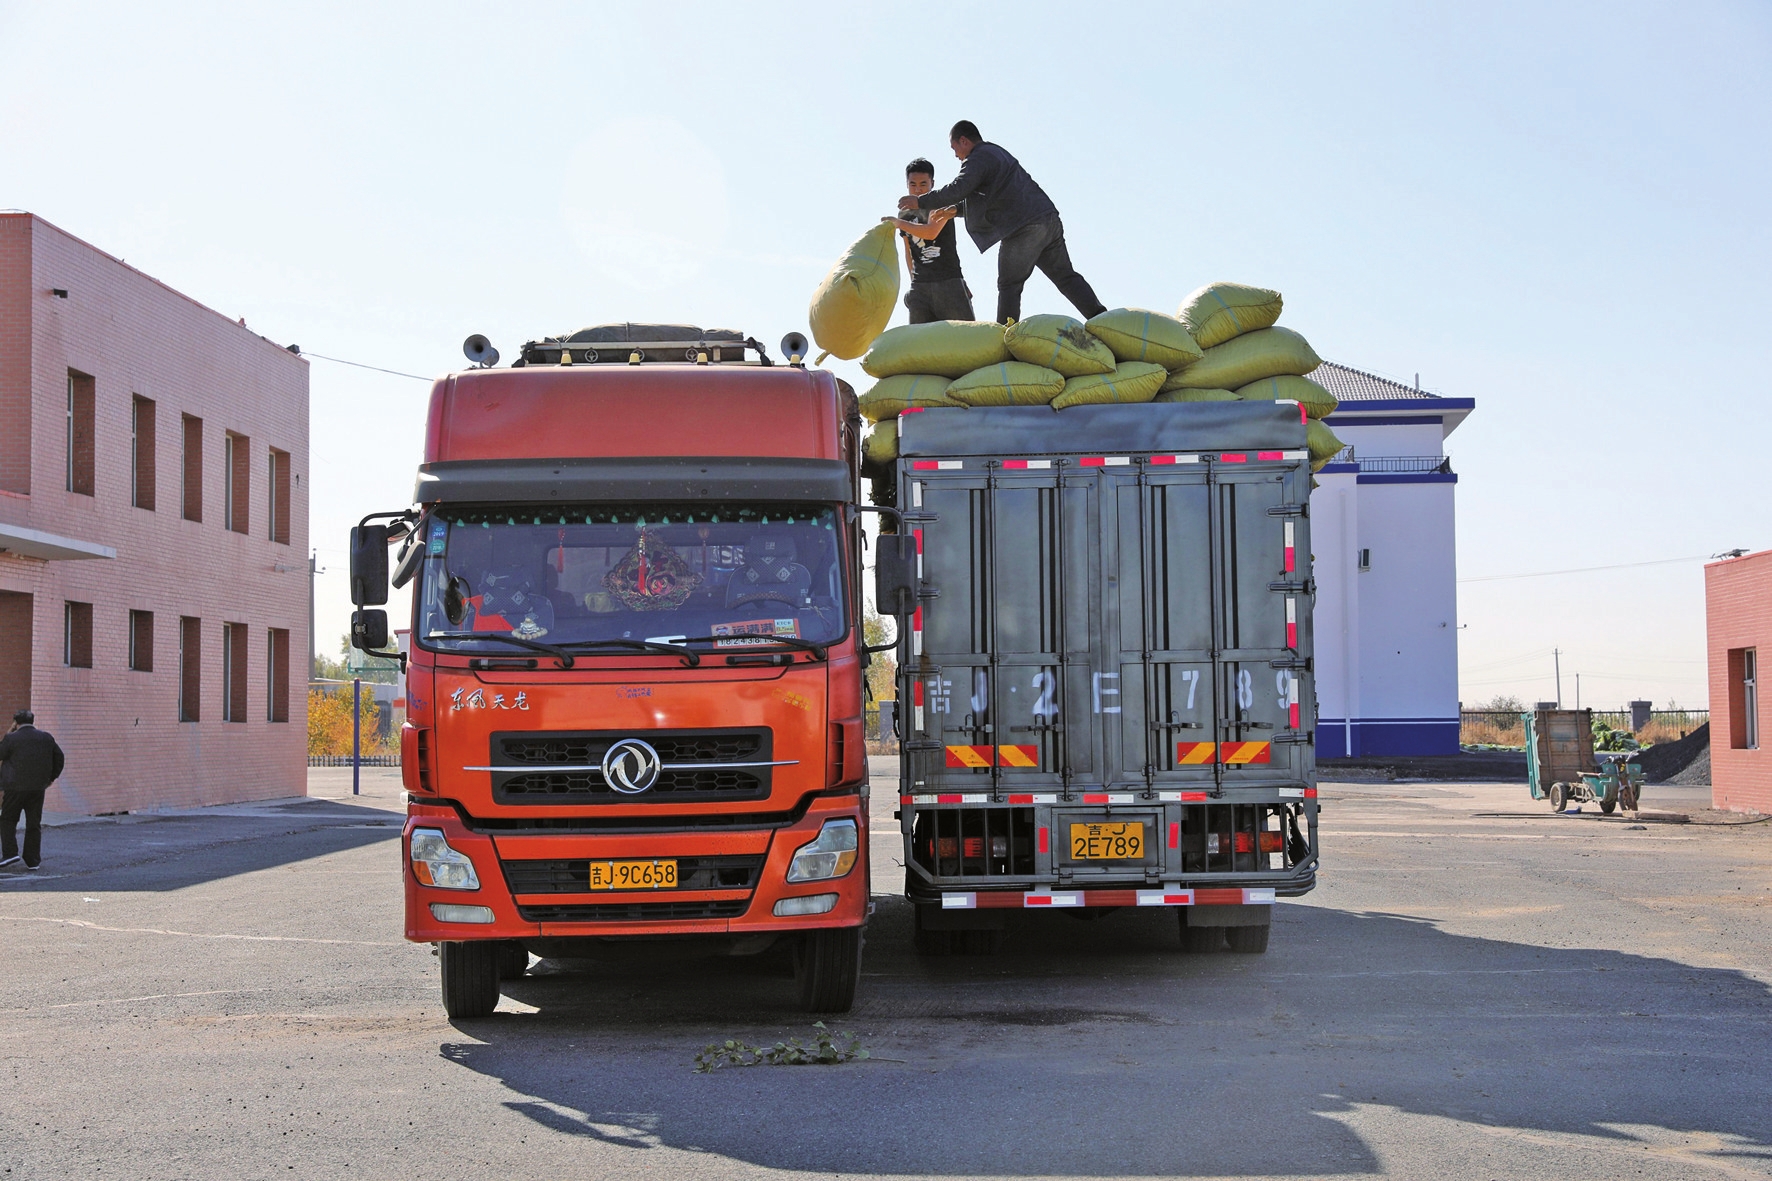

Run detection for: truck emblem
[[602, 738, 662, 794]]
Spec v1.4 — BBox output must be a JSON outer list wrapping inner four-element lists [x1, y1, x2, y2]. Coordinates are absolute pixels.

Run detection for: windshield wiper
[[427, 631, 576, 668], [672, 634, 828, 660], [558, 638, 701, 667]]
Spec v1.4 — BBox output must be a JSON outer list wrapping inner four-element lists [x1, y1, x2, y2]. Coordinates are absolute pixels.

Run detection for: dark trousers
[[1, 789, 44, 866], [904, 277, 976, 324], [994, 215, 1106, 325]]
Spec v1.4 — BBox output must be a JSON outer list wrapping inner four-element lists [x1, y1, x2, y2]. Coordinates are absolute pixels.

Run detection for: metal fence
[[1460, 710, 1708, 748], [308, 755, 401, 768]]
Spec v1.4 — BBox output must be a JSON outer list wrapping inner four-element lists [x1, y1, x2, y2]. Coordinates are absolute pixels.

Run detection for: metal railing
[[1460, 709, 1708, 747], [1321, 446, 1452, 474]]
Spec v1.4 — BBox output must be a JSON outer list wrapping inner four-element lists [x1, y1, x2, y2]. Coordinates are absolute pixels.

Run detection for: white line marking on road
[[0, 916, 401, 946], [0, 987, 278, 1014]]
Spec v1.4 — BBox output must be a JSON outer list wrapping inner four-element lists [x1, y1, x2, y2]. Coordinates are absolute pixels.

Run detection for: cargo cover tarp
[[895, 401, 1306, 457]]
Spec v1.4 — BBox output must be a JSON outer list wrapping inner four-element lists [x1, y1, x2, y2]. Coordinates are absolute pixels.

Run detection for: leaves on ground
[[694, 1022, 869, 1072]]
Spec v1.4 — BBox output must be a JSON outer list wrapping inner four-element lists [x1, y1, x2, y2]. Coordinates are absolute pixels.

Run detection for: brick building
[[0, 212, 308, 814], [1705, 548, 1770, 814]]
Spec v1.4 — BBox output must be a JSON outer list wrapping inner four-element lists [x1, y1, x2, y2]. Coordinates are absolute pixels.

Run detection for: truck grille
[[488, 729, 773, 805], [502, 854, 765, 894], [517, 900, 750, 923]]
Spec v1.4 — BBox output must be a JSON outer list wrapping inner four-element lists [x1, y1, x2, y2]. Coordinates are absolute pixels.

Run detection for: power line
[[1459, 554, 1709, 583], [299, 350, 432, 382]]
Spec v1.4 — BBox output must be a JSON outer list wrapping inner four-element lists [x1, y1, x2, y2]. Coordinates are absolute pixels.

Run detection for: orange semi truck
[[348, 326, 892, 1017]]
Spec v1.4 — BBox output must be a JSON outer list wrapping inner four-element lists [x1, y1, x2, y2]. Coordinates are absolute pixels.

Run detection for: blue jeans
[[994, 216, 1105, 324]]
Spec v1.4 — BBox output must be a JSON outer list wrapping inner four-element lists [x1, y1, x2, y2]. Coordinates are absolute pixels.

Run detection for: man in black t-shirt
[[881, 158, 976, 324]]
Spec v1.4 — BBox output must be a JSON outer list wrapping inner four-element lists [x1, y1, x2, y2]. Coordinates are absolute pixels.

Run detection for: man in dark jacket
[[897, 120, 1106, 325], [0, 710, 65, 870]]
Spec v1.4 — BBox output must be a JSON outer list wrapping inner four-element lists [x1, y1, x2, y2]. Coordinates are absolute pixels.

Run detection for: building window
[[131, 395, 157, 510], [222, 622, 248, 723], [67, 371, 95, 497], [129, 610, 154, 672], [181, 414, 203, 523], [1732, 648, 1760, 751], [179, 616, 201, 722], [63, 601, 93, 668], [267, 628, 289, 722], [268, 447, 291, 545], [225, 432, 250, 535]]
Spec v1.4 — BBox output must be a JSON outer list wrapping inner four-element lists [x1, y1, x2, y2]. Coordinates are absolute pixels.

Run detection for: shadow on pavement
[[436, 897, 1772, 1177], [0, 798, 402, 893]]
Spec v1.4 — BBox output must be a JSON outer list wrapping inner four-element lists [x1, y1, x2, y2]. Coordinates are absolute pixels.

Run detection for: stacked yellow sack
[[863, 321, 1010, 378], [808, 224, 900, 361], [1178, 282, 1283, 349], [858, 374, 960, 422], [1005, 315, 1116, 376]]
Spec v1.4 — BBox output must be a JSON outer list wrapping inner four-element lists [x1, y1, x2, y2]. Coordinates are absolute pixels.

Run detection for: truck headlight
[[409, 828, 481, 890], [786, 819, 858, 883]]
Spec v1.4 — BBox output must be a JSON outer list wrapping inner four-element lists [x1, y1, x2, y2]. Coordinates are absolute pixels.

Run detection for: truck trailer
[[885, 400, 1320, 953], [348, 327, 876, 1017]]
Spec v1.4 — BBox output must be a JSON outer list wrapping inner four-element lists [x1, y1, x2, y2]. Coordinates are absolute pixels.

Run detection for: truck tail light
[[930, 836, 1008, 859], [1221, 831, 1286, 854]]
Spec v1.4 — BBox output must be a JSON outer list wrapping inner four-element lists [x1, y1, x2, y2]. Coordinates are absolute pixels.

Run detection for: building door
[[0, 592, 33, 716]]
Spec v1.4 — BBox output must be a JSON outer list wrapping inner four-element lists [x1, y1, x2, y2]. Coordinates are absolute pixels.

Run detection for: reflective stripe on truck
[[939, 887, 1277, 909]]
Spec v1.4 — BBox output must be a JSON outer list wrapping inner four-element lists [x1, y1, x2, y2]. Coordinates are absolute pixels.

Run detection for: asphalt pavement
[[0, 762, 1767, 1180]]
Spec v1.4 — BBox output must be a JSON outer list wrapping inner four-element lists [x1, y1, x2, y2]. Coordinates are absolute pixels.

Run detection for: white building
[[1307, 363, 1473, 757]]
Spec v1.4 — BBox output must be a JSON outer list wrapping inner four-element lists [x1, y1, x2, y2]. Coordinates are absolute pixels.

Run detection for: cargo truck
[[348, 327, 880, 1017], [882, 401, 1321, 953]]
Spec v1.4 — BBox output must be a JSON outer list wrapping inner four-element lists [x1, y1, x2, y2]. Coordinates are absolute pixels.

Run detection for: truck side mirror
[[874, 533, 917, 617], [350, 524, 389, 606], [351, 608, 389, 652]]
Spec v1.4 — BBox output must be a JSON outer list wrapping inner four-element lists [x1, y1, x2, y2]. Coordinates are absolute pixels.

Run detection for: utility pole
[[1554, 648, 1562, 708], [1576, 673, 1581, 710]]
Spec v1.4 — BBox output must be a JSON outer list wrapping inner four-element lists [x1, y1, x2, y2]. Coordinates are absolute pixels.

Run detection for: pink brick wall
[[1705, 549, 1772, 814], [0, 213, 309, 814]]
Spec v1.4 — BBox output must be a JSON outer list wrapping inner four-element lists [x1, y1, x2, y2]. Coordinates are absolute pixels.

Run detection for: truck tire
[[796, 927, 862, 1013], [1179, 916, 1223, 953], [496, 940, 530, 980], [912, 906, 953, 956], [1549, 782, 1568, 812], [439, 941, 501, 1019], [1225, 924, 1271, 954]]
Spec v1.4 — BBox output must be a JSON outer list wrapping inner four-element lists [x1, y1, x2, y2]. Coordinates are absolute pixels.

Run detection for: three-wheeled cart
[[1524, 708, 1643, 813]]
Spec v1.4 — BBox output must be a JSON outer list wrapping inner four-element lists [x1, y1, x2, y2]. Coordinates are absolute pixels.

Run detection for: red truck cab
[[349, 328, 871, 1017]]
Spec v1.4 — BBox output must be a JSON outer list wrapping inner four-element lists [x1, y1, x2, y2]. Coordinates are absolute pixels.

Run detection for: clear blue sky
[[4, 1, 1767, 708]]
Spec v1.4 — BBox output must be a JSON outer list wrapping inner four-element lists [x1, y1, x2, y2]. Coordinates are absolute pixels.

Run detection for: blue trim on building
[[1327, 398, 1476, 412], [1325, 414, 1445, 427], [1356, 472, 1458, 485], [1316, 463, 1358, 475], [1315, 718, 1461, 757]]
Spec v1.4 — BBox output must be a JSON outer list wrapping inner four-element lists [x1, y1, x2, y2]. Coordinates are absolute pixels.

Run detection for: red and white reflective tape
[[1006, 793, 1060, 804], [1277, 398, 1307, 424], [1286, 674, 1300, 729], [1286, 596, 1298, 648], [1079, 792, 1137, 804], [1000, 459, 1052, 470], [911, 460, 963, 471], [912, 604, 923, 656], [906, 792, 990, 805], [1079, 456, 1131, 467], [1157, 789, 1211, 802], [911, 481, 924, 508], [1278, 786, 1319, 799], [1220, 452, 1248, 463], [1280, 449, 1308, 460], [939, 886, 1277, 910], [1284, 521, 1296, 572], [1148, 454, 1201, 465], [911, 679, 924, 731]]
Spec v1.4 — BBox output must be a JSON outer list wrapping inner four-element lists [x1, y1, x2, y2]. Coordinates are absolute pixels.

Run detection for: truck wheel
[[796, 927, 862, 1013], [496, 940, 530, 980], [1225, 924, 1271, 954], [1179, 916, 1223, 953], [1549, 783, 1568, 812], [439, 941, 501, 1019], [912, 905, 953, 956]]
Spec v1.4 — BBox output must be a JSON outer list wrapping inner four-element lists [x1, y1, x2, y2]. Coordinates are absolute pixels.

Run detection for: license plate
[[1069, 822, 1145, 861], [588, 859, 678, 890]]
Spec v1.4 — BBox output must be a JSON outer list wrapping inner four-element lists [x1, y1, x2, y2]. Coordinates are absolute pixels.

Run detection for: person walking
[[0, 710, 65, 871], [897, 120, 1106, 325], [881, 157, 975, 323]]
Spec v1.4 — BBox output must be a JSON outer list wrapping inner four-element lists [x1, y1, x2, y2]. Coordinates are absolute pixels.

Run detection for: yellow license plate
[[1069, 822, 1145, 861], [588, 859, 678, 890]]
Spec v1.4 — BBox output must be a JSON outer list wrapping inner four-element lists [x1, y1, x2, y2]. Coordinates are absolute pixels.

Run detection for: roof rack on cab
[[514, 322, 773, 368]]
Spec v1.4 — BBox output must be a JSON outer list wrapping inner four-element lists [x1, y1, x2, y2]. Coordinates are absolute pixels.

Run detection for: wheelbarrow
[[1524, 708, 1643, 813]]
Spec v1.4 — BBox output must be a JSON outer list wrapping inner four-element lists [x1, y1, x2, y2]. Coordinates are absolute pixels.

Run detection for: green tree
[[862, 610, 896, 703]]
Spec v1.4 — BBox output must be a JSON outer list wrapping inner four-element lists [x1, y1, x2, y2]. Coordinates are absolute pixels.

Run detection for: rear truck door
[[907, 461, 1095, 796], [1111, 456, 1315, 791]]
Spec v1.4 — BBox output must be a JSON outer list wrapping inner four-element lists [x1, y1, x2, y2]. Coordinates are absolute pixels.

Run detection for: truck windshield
[[415, 503, 848, 653]]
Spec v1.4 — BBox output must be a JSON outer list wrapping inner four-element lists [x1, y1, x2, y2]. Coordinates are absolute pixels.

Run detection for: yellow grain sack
[[857, 374, 959, 422], [1085, 308, 1203, 370], [808, 224, 900, 361], [1052, 361, 1168, 410], [1167, 327, 1321, 391], [1178, 282, 1283, 349], [946, 361, 1066, 408], [1003, 314, 1116, 377], [1236, 374, 1338, 419], [1153, 387, 1240, 403], [1307, 419, 1344, 471], [862, 419, 899, 472], [862, 320, 1010, 379]]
